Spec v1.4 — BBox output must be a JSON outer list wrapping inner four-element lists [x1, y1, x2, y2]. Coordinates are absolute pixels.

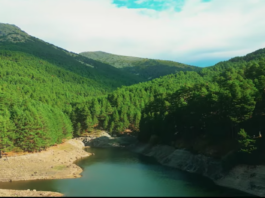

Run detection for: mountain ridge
[[80, 51, 200, 80], [0, 23, 147, 91]]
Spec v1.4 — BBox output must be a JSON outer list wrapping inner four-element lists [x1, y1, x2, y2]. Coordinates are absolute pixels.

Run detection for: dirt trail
[[0, 139, 90, 197]]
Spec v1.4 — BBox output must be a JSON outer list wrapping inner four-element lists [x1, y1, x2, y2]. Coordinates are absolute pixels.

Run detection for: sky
[[0, 0, 265, 67]]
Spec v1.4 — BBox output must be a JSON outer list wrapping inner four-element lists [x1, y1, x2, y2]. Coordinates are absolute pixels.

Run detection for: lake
[[0, 147, 252, 196]]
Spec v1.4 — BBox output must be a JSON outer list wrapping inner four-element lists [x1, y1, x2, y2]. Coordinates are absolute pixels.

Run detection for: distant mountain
[[80, 51, 201, 80], [198, 47, 265, 80], [0, 23, 29, 42], [229, 48, 265, 63], [80, 51, 146, 68], [0, 23, 146, 92]]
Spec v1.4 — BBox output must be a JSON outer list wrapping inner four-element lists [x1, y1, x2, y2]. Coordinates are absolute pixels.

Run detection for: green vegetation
[[53, 165, 67, 170], [0, 94, 73, 152], [0, 23, 193, 152], [0, 24, 146, 91], [80, 51, 200, 80], [80, 51, 143, 68], [0, 23, 29, 42], [238, 129, 257, 154], [1, 22, 265, 167], [0, 23, 145, 152], [75, 48, 265, 165]]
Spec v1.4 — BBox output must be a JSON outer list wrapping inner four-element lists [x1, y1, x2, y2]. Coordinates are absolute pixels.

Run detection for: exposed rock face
[[76, 132, 137, 148], [67, 139, 86, 149], [216, 165, 265, 197], [130, 142, 265, 197]]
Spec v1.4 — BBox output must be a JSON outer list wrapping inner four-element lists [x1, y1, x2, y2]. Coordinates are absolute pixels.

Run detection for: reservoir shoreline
[[77, 132, 261, 196], [0, 139, 90, 197], [0, 130, 262, 197], [128, 142, 263, 197]]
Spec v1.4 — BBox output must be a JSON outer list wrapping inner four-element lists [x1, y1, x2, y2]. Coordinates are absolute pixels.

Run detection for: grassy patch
[[53, 165, 66, 170]]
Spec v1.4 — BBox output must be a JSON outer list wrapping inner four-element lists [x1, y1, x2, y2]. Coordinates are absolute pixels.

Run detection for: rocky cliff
[[129, 142, 264, 197]]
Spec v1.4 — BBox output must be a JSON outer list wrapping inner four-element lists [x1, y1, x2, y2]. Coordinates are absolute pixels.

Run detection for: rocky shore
[[4, 130, 260, 197], [79, 134, 265, 197], [0, 139, 90, 197], [129, 142, 264, 197], [75, 131, 137, 148]]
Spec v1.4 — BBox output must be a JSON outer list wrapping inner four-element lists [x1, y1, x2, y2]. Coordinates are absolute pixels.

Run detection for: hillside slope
[[0, 23, 145, 91], [80, 51, 201, 80], [75, 47, 265, 166], [0, 23, 145, 152]]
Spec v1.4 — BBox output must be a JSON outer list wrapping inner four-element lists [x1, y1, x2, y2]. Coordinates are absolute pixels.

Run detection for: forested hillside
[[1, 22, 265, 167], [0, 23, 145, 152], [80, 51, 200, 80], [74, 48, 265, 165], [0, 23, 205, 153], [0, 23, 146, 90]]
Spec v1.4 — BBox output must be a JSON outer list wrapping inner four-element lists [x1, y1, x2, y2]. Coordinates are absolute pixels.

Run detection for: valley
[[0, 22, 265, 196]]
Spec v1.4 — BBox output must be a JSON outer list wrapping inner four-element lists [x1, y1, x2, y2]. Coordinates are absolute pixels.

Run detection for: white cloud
[[0, 0, 265, 66]]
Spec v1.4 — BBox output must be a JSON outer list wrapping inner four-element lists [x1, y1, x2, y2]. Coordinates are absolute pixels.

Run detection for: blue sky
[[112, 0, 210, 12], [112, 0, 185, 12], [0, 0, 265, 67]]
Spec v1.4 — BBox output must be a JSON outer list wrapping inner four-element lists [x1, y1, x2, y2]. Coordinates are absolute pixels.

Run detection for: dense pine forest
[[1, 23, 265, 166], [0, 23, 146, 152], [74, 48, 265, 165]]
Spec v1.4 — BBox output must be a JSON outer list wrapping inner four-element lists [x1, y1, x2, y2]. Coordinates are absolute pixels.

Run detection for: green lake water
[[0, 147, 252, 197]]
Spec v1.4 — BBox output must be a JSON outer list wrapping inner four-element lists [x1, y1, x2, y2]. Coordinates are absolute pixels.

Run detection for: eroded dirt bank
[[0, 139, 90, 197]]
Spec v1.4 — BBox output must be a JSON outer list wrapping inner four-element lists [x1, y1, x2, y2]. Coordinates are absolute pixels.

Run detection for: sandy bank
[[0, 139, 90, 197], [0, 189, 63, 197]]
